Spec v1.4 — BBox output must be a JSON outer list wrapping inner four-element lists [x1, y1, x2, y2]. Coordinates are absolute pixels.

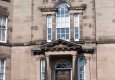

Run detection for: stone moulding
[[32, 39, 94, 55], [0, 6, 9, 16], [40, 4, 87, 12]]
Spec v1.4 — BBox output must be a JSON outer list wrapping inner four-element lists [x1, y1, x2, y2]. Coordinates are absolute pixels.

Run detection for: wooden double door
[[56, 70, 71, 80]]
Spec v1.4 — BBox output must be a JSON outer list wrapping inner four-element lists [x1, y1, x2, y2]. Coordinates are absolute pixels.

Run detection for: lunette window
[[56, 3, 70, 41], [78, 57, 86, 80], [40, 59, 46, 80], [0, 15, 7, 43], [0, 59, 5, 80]]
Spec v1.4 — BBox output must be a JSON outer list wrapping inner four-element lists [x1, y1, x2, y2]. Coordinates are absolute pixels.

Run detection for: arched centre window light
[[56, 3, 70, 41]]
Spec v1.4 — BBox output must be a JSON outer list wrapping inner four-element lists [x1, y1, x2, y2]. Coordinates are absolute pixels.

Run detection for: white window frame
[[0, 15, 7, 43], [56, 3, 70, 41], [47, 15, 52, 42], [78, 57, 86, 80], [40, 59, 46, 80], [0, 59, 6, 80], [74, 14, 80, 41]]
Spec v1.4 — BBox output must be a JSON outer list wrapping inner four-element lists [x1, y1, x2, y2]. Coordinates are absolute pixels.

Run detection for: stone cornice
[[1, 40, 115, 47], [40, 4, 86, 12], [0, 6, 9, 16], [32, 39, 95, 55]]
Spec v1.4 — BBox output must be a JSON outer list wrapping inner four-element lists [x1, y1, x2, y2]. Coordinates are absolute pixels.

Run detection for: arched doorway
[[55, 60, 71, 80]]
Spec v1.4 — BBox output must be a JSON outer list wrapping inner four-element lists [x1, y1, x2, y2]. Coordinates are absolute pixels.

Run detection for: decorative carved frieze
[[32, 39, 94, 55]]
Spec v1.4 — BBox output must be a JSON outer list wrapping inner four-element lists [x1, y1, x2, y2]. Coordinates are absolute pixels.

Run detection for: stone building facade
[[0, 0, 115, 80]]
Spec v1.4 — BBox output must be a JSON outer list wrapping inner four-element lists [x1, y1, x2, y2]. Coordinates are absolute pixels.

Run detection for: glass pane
[[42, 60, 45, 66], [75, 27, 78, 32], [75, 27, 78, 39], [56, 60, 71, 68], [57, 28, 60, 33], [57, 9, 60, 16], [0, 30, 1, 35], [2, 30, 5, 41], [0, 30, 1, 41], [57, 34, 60, 39], [1, 26, 5, 29], [42, 68, 45, 72], [78, 58, 85, 80], [74, 14, 79, 27], [0, 35, 1, 41], [80, 67, 84, 71], [0, 24, 1, 27], [61, 28, 65, 33], [61, 8, 64, 16], [2, 20, 6, 27], [0, 60, 4, 73], [66, 28, 69, 33], [80, 73, 84, 79], [74, 14, 78, 22], [48, 28, 51, 34], [65, 10, 68, 15], [66, 34, 69, 39], [61, 34, 65, 39], [65, 22, 69, 27], [48, 35, 51, 40], [79, 58, 85, 66], [47, 15, 52, 28], [41, 60, 46, 80], [75, 34, 78, 39], [41, 72, 45, 78], [0, 73, 3, 79], [56, 3, 70, 28]]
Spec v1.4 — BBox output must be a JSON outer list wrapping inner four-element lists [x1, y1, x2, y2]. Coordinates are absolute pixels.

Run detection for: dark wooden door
[[56, 70, 70, 80]]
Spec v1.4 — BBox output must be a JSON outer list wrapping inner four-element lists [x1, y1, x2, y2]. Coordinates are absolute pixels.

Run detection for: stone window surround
[[41, 5, 85, 42], [40, 58, 46, 80], [0, 6, 9, 43], [0, 15, 8, 43]]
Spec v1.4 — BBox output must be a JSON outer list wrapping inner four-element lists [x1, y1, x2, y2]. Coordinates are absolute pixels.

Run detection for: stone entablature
[[32, 39, 94, 55]]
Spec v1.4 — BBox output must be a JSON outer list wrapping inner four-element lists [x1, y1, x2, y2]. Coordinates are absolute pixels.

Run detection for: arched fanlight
[[55, 60, 71, 69]]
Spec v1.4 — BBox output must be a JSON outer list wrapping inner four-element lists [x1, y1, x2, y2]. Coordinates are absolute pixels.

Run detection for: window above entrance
[[40, 1, 87, 42]]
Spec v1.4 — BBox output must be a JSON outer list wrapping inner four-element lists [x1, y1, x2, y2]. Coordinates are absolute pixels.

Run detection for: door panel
[[56, 70, 70, 80]]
